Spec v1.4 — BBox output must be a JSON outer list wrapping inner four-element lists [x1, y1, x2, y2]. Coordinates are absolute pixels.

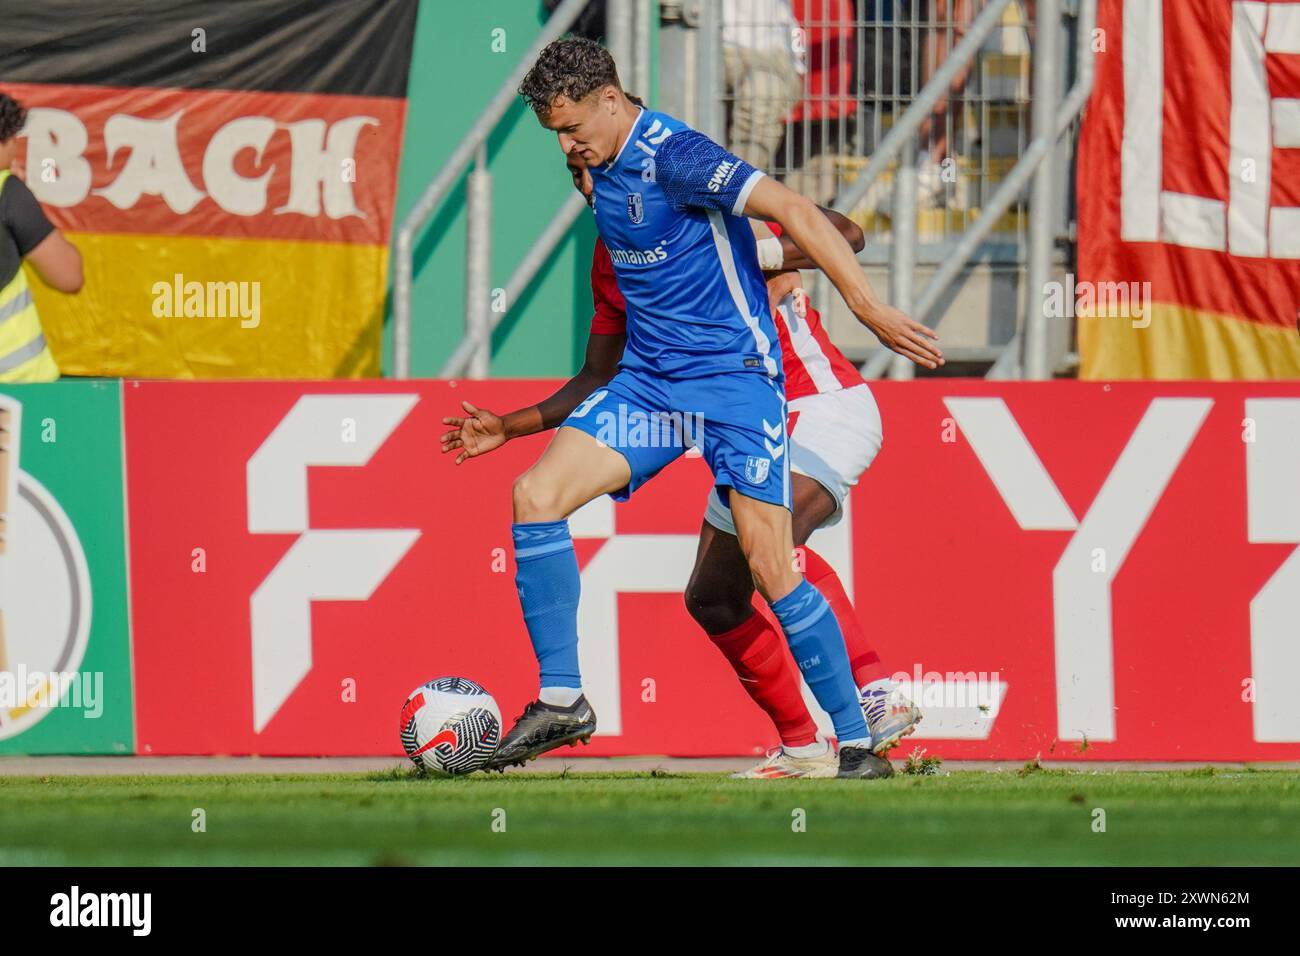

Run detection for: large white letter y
[[946, 397, 1211, 742]]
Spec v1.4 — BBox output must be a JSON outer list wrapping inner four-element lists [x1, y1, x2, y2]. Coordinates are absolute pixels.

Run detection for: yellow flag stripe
[[1079, 302, 1300, 380], [31, 232, 387, 378]]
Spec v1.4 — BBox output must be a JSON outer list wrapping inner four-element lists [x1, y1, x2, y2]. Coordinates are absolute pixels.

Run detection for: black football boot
[[837, 743, 895, 779], [485, 695, 597, 771]]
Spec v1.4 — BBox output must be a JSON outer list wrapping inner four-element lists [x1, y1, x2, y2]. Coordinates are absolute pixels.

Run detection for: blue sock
[[770, 580, 870, 744], [512, 520, 582, 689]]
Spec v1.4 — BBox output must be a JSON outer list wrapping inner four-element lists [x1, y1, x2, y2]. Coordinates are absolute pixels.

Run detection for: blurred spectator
[[790, 0, 856, 126], [722, 0, 805, 172], [914, 0, 974, 207], [0, 91, 83, 383], [856, 0, 973, 210], [852, 0, 927, 212], [781, 0, 856, 205]]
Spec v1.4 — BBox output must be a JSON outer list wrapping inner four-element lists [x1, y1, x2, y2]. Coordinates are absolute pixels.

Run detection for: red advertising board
[[124, 380, 1300, 760]]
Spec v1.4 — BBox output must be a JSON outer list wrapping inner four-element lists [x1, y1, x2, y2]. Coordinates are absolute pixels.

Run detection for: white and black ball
[[399, 677, 501, 774]]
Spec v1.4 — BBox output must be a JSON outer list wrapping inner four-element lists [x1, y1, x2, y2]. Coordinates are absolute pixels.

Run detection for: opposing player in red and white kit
[[442, 154, 921, 778]]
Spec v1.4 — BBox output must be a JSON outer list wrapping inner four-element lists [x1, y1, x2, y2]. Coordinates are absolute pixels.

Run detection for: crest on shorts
[[744, 455, 771, 485], [627, 192, 644, 223]]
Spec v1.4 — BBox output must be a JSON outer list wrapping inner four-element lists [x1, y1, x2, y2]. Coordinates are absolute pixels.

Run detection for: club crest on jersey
[[627, 192, 644, 223], [744, 455, 771, 485]]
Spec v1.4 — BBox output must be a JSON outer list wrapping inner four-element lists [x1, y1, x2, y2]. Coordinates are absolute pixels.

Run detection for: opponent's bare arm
[[750, 206, 864, 272], [743, 177, 943, 369], [440, 332, 625, 464]]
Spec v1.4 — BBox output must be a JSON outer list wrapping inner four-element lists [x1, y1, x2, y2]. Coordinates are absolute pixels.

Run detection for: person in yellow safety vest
[[0, 92, 83, 382]]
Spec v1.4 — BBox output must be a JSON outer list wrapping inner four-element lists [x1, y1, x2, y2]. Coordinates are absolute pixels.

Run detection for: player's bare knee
[[682, 586, 712, 628], [682, 575, 707, 622], [683, 585, 750, 634], [511, 470, 563, 522]]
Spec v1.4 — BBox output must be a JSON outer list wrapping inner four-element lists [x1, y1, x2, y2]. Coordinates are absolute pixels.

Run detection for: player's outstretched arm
[[440, 332, 625, 465], [744, 177, 944, 370]]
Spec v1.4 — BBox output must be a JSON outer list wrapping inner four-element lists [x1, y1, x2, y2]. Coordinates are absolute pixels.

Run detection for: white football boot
[[733, 742, 838, 779], [860, 679, 922, 755]]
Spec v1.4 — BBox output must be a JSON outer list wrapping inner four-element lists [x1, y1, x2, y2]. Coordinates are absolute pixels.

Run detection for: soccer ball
[[399, 677, 502, 775]]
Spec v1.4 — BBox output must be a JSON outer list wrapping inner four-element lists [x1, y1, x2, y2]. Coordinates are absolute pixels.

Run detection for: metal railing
[[823, 0, 1024, 379], [392, 0, 651, 380], [702, 0, 1093, 379], [849, 0, 1095, 379], [719, 0, 1038, 254]]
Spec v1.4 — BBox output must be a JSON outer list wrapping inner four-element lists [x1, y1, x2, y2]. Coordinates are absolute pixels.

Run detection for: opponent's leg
[[685, 517, 832, 777], [729, 491, 889, 778], [492, 426, 630, 769], [788, 473, 839, 546], [683, 513, 757, 636]]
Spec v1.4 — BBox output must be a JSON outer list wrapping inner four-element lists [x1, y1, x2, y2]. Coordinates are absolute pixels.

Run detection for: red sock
[[708, 610, 820, 748], [801, 547, 889, 689]]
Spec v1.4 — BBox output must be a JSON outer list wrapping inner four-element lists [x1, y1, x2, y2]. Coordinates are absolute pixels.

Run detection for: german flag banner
[[1077, 0, 1300, 379], [0, 0, 418, 378]]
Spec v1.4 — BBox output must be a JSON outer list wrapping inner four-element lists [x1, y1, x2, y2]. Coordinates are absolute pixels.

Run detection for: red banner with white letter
[[121, 380, 1300, 761], [1077, 0, 1300, 379]]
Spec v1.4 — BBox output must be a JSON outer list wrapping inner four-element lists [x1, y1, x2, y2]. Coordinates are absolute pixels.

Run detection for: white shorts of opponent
[[704, 382, 883, 535]]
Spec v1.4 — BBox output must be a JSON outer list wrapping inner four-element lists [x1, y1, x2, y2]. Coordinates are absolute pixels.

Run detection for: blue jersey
[[590, 108, 782, 382]]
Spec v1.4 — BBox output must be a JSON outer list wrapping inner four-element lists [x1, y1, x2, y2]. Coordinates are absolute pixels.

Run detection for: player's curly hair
[[519, 37, 621, 118], [0, 92, 27, 143]]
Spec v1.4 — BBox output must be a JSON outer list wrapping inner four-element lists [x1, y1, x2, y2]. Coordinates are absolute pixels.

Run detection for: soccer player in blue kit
[[488, 38, 943, 777]]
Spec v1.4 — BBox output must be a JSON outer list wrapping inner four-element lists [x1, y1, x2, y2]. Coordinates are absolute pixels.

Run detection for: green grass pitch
[[3, 767, 1298, 866]]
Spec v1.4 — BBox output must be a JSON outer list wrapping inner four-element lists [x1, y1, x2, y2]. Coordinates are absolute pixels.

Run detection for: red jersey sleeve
[[766, 221, 783, 239], [589, 239, 628, 335]]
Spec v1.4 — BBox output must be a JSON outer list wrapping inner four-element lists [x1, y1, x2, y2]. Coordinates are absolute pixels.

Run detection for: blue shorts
[[560, 367, 790, 509]]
